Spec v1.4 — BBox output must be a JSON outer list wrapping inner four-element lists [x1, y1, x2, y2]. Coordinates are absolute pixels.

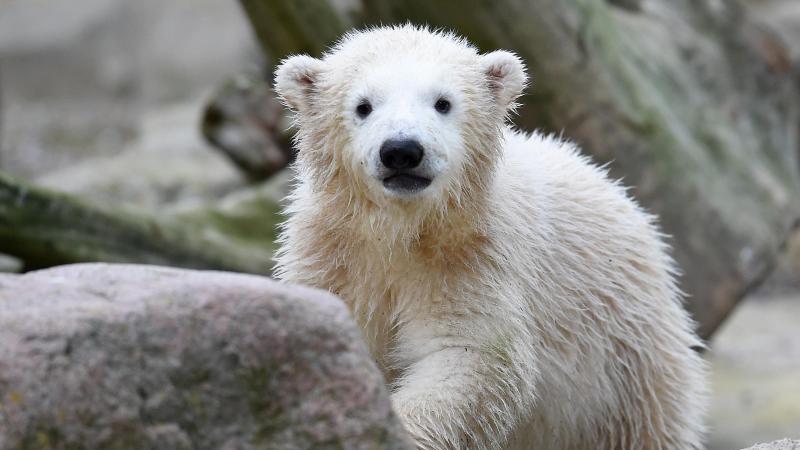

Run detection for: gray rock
[[35, 103, 245, 210], [742, 439, 800, 450], [0, 264, 411, 450]]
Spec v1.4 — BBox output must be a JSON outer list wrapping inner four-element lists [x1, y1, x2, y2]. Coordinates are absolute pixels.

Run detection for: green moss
[[186, 391, 205, 415], [240, 366, 290, 444], [19, 428, 62, 450], [0, 172, 275, 274]]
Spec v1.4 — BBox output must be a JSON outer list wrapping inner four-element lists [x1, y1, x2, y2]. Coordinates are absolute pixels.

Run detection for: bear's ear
[[274, 55, 326, 112], [480, 50, 528, 109]]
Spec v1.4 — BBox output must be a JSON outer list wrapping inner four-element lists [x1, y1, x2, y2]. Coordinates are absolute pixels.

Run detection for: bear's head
[[275, 25, 527, 216]]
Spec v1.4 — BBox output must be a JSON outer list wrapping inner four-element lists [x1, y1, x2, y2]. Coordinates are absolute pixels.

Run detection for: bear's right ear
[[274, 55, 326, 113]]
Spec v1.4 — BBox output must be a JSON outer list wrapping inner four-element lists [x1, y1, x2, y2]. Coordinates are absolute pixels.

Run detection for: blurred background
[[0, 1, 799, 448]]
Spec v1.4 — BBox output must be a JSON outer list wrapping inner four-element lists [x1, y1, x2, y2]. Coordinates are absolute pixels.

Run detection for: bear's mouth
[[382, 173, 432, 193]]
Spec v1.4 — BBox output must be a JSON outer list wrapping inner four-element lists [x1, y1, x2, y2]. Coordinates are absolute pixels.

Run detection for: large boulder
[[0, 264, 411, 450]]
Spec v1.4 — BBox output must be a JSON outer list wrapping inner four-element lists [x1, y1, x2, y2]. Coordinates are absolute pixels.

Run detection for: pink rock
[[0, 263, 411, 450]]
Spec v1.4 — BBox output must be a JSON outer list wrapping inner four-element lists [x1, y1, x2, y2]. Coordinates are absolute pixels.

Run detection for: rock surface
[[742, 439, 800, 450], [0, 264, 411, 450]]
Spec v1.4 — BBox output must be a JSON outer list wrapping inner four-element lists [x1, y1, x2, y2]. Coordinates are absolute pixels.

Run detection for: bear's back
[[492, 129, 705, 449], [493, 128, 688, 340]]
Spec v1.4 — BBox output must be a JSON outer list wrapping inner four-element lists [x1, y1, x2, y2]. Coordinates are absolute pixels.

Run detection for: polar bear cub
[[273, 25, 707, 450]]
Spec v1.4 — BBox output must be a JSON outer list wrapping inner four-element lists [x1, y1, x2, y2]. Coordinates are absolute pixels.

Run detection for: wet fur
[[273, 25, 707, 450]]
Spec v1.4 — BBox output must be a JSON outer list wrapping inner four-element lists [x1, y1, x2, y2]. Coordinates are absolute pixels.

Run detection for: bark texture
[[0, 172, 276, 274]]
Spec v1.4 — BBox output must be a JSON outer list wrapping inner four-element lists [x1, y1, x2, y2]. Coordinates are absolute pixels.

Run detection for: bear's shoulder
[[495, 128, 656, 242], [500, 128, 627, 203]]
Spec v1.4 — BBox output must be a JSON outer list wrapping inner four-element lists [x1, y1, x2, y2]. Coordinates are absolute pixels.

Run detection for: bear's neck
[[315, 183, 491, 252], [288, 159, 495, 274]]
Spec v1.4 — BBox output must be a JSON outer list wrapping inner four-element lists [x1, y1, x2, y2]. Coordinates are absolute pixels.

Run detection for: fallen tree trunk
[[240, 0, 800, 338], [0, 172, 276, 274]]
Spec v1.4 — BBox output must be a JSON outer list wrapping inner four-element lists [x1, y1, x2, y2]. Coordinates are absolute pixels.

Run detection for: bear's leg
[[390, 342, 534, 450]]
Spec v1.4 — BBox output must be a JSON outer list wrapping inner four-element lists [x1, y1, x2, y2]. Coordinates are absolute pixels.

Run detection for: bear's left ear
[[274, 54, 326, 113], [480, 50, 528, 109]]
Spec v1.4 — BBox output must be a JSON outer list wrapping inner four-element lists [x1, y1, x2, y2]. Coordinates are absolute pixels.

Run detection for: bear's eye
[[356, 101, 372, 119], [434, 98, 451, 114]]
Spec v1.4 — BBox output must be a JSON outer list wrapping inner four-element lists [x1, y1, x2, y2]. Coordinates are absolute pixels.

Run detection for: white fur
[[273, 25, 707, 450]]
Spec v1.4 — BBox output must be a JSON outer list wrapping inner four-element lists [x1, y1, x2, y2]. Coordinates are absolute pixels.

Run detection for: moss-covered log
[[239, 0, 354, 58], [239, 0, 800, 338], [0, 172, 276, 274]]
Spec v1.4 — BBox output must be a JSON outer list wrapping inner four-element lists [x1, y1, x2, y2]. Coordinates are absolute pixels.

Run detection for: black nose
[[380, 139, 424, 170]]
